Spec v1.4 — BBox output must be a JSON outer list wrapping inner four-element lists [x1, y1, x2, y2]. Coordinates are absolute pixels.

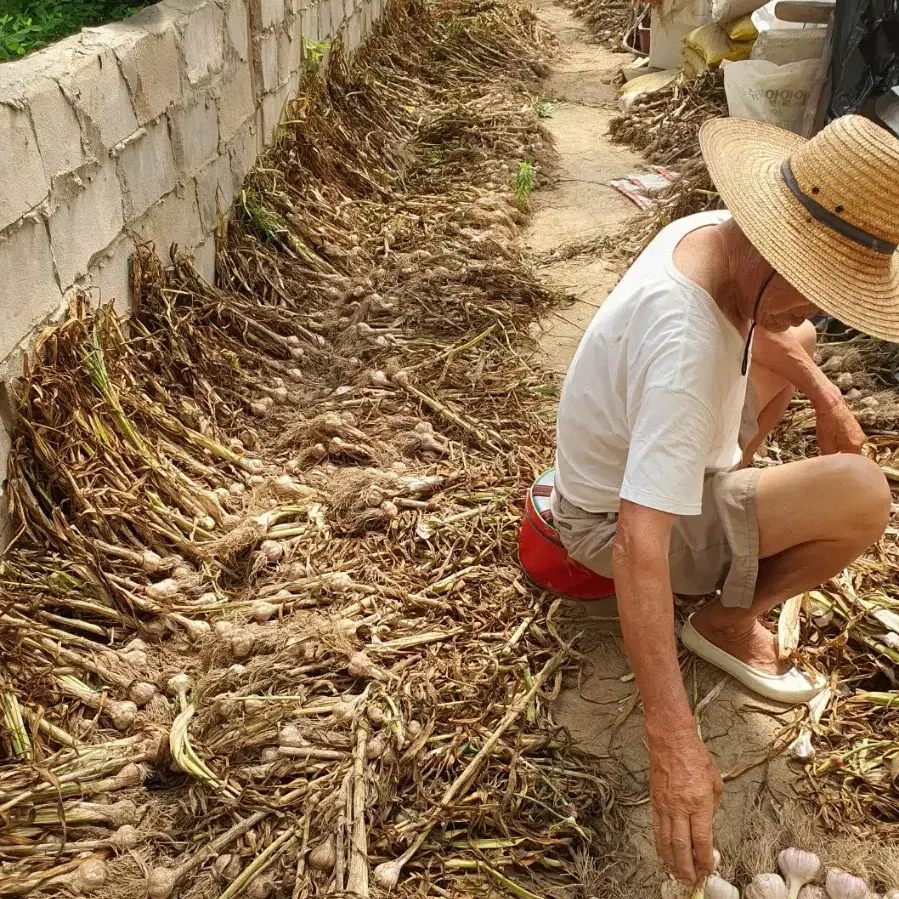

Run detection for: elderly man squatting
[[551, 115, 898, 885]]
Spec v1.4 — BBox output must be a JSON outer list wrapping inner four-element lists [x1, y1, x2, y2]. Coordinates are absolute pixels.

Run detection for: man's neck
[[672, 221, 766, 337]]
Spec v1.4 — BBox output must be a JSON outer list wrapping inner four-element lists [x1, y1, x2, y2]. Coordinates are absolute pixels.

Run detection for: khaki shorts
[[551, 387, 762, 608]]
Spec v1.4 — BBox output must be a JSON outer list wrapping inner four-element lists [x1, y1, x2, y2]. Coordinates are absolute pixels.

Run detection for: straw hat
[[699, 115, 899, 341]]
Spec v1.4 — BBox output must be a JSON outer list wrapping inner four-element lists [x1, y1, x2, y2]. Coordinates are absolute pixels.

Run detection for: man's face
[[756, 273, 818, 332]]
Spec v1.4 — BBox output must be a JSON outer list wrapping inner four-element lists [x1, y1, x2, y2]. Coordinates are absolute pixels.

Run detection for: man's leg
[[692, 453, 891, 673], [741, 319, 817, 467]]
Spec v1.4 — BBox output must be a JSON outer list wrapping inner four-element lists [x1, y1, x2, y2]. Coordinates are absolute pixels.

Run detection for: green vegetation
[[532, 97, 557, 119], [0, 0, 154, 62], [514, 161, 536, 211]]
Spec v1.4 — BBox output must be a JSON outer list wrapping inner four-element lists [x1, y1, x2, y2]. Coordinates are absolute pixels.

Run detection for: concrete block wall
[[0, 0, 383, 535]]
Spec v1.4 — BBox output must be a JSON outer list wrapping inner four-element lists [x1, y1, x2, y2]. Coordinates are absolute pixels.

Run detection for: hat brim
[[699, 117, 899, 342]]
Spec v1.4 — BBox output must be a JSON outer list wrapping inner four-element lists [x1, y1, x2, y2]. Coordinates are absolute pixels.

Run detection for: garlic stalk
[[746, 874, 789, 899], [778, 848, 821, 899], [825, 869, 868, 899]]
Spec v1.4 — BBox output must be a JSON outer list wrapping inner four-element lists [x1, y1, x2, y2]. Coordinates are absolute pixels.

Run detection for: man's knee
[[795, 319, 817, 358], [828, 454, 891, 541]]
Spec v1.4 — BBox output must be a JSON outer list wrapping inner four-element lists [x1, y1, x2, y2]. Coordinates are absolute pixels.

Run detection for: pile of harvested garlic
[[660, 847, 898, 898]]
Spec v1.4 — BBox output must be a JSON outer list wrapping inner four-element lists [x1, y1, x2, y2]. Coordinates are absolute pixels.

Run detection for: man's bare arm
[[613, 500, 723, 884], [752, 326, 864, 454], [752, 326, 837, 408]]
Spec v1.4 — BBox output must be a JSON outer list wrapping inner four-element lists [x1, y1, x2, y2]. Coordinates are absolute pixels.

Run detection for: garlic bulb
[[166, 673, 192, 698], [147, 867, 178, 899], [279, 724, 304, 748], [111, 824, 140, 851], [778, 848, 821, 899], [129, 681, 157, 706], [230, 631, 255, 660], [308, 837, 336, 872], [71, 859, 108, 894], [366, 733, 388, 760], [825, 869, 868, 899], [746, 874, 789, 899], [706, 875, 740, 899], [789, 730, 816, 762], [247, 876, 274, 899], [373, 858, 403, 890], [147, 579, 180, 601], [251, 601, 277, 623], [108, 700, 138, 732], [348, 651, 375, 678], [882, 890, 899, 899], [798, 888, 827, 899], [259, 540, 284, 563], [331, 700, 356, 722]]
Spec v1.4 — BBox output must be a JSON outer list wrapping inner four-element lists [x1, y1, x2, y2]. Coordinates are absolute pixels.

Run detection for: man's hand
[[815, 392, 866, 455], [649, 730, 723, 884]]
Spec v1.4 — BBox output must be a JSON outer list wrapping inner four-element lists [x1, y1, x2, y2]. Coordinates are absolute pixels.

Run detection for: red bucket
[[518, 469, 615, 601]]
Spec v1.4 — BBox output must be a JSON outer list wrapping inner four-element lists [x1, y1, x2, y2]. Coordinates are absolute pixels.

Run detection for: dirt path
[[525, 4, 805, 893]]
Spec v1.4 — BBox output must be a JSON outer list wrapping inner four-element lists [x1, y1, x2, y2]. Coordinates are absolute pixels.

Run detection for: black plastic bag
[[829, 0, 899, 120]]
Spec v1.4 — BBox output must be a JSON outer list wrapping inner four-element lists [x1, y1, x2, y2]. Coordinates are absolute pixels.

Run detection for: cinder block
[[114, 21, 184, 124], [301, 6, 321, 43], [252, 0, 286, 28], [30, 78, 88, 182], [86, 233, 135, 313], [257, 31, 280, 92], [49, 162, 125, 289], [117, 120, 178, 221], [286, 70, 301, 103], [0, 39, 87, 183], [317, 1, 332, 40], [195, 153, 236, 233], [279, 28, 302, 84], [260, 89, 287, 145], [0, 105, 50, 229], [170, 93, 219, 176], [227, 121, 259, 190], [129, 188, 204, 260], [328, 0, 345, 34], [60, 48, 139, 154], [217, 64, 255, 144], [182, 2, 225, 86], [0, 218, 64, 361], [346, 10, 362, 51], [192, 235, 217, 283], [225, 0, 251, 61]]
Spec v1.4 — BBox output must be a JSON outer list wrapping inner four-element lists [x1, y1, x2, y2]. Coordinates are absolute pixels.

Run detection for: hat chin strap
[[741, 267, 776, 377]]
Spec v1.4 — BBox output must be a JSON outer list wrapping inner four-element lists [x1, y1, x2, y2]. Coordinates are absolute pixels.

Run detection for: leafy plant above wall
[[0, 0, 155, 62]]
